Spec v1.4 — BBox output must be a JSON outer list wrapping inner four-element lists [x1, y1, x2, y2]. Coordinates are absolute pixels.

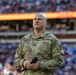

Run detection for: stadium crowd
[[0, 0, 76, 14]]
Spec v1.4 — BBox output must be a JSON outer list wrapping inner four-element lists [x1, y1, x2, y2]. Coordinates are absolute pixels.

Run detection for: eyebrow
[[34, 18, 43, 20]]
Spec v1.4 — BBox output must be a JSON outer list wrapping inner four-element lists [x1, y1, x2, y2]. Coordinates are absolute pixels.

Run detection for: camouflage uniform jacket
[[14, 31, 64, 75]]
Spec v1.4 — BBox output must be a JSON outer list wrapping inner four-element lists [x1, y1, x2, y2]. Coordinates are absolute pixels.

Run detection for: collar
[[31, 30, 49, 39]]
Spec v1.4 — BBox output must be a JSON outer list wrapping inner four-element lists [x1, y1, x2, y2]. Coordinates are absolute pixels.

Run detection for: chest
[[23, 39, 52, 59]]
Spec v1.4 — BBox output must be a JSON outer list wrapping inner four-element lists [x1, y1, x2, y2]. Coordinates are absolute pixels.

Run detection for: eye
[[38, 18, 42, 20], [33, 18, 36, 20], [33, 18, 43, 21]]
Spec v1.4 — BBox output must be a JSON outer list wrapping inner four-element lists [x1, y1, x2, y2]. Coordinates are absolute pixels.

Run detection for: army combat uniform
[[14, 31, 64, 75]]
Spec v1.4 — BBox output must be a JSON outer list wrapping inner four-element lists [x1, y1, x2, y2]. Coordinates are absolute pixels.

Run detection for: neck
[[34, 28, 45, 36]]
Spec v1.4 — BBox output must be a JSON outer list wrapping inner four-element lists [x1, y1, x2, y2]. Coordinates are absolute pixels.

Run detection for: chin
[[34, 27, 40, 29], [34, 26, 40, 29]]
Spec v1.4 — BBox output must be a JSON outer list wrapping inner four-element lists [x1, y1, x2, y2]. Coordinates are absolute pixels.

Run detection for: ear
[[45, 21, 47, 25], [44, 22, 47, 28]]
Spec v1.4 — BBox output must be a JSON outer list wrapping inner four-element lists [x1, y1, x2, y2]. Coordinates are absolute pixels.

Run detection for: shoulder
[[50, 34, 58, 41], [21, 33, 32, 41], [46, 32, 58, 40], [23, 32, 33, 39], [46, 32, 60, 44]]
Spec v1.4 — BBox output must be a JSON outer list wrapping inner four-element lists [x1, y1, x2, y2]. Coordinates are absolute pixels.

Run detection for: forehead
[[34, 13, 45, 19]]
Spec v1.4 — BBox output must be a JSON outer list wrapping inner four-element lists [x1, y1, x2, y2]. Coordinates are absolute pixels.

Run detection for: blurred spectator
[[54, 23, 67, 34], [0, 62, 3, 75], [29, 27, 33, 32], [45, 22, 52, 30], [20, 25, 29, 32], [0, 25, 10, 32], [3, 62, 12, 75], [3, 61, 21, 75]]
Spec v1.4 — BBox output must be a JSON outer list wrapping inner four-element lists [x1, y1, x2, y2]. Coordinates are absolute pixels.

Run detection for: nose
[[35, 19, 39, 23]]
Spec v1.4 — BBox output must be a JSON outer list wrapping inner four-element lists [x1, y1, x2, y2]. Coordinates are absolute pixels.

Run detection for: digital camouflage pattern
[[14, 31, 64, 75]]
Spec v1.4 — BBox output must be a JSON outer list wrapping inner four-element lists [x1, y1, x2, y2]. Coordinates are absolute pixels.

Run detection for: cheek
[[41, 22, 45, 26], [33, 21, 34, 24], [33, 21, 35, 26], [40, 21, 44, 24]]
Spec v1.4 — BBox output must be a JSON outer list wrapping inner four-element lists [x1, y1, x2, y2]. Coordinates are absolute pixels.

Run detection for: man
[[14, 13, 64, 75]]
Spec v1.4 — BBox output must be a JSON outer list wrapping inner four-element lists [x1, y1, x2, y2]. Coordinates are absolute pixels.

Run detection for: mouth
[[35, 23, 39, 25]]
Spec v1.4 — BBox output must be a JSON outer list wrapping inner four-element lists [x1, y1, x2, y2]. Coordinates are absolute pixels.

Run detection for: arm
[[14, 38, 25, 68], [39, 36, 64, 71]]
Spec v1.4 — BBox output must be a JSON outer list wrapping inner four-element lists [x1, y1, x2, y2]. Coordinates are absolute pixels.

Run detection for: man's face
[[33, 14, 46, 30]]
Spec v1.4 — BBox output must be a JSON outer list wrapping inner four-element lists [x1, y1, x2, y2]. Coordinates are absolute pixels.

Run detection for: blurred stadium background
[[0, 0, 76, 75]]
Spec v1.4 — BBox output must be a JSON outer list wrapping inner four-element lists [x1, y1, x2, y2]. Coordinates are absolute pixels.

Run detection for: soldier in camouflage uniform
[[14, 13, 64, 75]]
